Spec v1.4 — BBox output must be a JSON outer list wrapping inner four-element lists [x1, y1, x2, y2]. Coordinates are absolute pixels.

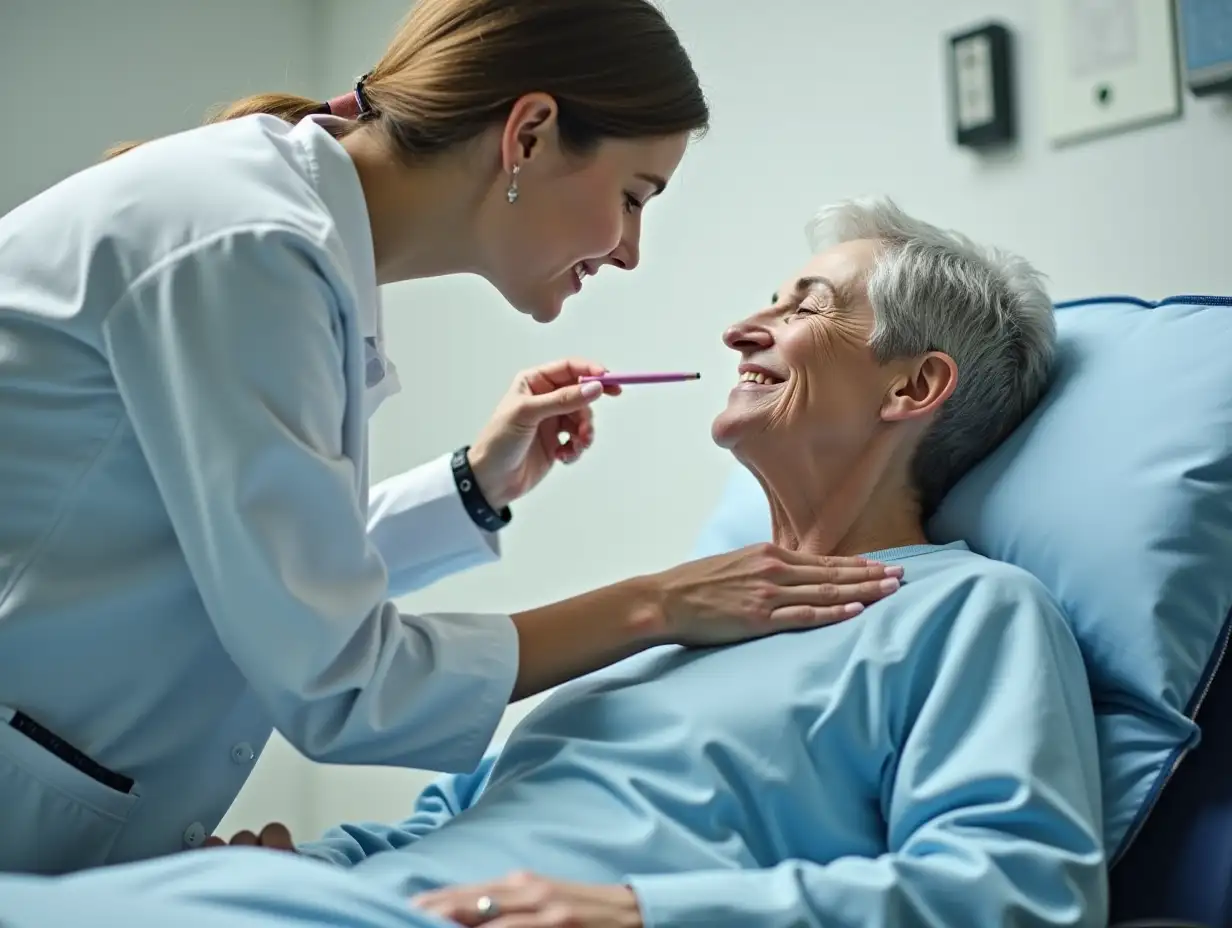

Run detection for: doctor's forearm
[[509, 577, 667, 700]]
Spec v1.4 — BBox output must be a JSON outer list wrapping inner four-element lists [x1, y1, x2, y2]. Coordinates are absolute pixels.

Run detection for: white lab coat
[[0, 114, 519, 874]]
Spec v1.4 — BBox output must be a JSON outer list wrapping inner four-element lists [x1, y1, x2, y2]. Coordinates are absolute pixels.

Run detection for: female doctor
[[0, 0, 901, 875]]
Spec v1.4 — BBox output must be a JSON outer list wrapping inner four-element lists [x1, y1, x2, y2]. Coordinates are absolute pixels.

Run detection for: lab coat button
[[230, 742, 255, 764], [182, 822, 206, 848]]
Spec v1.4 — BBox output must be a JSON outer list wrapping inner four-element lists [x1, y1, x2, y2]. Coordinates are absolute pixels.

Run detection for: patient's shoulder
[[881, 547, 1070, 646], [900, 544, 1053, 598], [926, 548, 1052, 595], [844, 551, 1083, 724]]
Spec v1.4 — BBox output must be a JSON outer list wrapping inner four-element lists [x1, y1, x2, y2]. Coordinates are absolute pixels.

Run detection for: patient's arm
[[628, 571, 1108, 928], [296, 753, 498, 867]]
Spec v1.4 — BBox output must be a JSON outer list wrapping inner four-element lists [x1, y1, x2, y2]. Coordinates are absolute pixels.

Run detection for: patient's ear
[[880, 352, 957, 423]]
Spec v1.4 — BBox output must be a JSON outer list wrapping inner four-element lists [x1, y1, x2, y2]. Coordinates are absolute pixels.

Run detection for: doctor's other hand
[[201, 822, 296, 852], [469, 358, 620, 510], [651, 544, 903, 646], [412, 872, 643, 928]]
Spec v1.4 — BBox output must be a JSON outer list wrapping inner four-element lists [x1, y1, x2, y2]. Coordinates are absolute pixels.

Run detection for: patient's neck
[[744, 435, 929, 559]]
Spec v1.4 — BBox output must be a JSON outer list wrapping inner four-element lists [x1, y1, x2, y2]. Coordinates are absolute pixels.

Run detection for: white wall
[[305, 0, 1232, 834], [0, 0, 327, 839], [0, 0, 325, 213]]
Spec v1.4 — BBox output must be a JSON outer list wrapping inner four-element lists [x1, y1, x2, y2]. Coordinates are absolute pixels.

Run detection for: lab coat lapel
[[294, 115, 401, 420]]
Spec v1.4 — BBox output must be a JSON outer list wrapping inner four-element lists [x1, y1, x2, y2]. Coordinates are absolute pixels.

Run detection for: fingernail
[[884, 565, 904, 578], [845, 602, 864, 616], [580, 381, 602, 399], [879, 578, 900, 593]]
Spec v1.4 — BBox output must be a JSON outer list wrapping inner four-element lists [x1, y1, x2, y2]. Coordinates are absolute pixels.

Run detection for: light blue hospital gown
[[0, 543, 1108, 927]]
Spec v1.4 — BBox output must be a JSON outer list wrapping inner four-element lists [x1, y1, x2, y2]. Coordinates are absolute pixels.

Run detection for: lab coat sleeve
[[101, 227, 517, 772], [368, 457, 500, 600], [628, 572, 1108, 928], [297, 752, 498, 867]]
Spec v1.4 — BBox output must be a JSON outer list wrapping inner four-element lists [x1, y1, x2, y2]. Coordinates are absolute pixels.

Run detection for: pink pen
[[579, 371, 702, 386]]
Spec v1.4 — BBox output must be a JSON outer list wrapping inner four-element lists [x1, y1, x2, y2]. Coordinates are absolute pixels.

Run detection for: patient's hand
[[412, 872, 643, 927], [202, 821, 296, 852]]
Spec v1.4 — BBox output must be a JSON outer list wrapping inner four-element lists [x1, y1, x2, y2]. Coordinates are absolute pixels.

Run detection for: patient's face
[[712, 240, 888, 453]]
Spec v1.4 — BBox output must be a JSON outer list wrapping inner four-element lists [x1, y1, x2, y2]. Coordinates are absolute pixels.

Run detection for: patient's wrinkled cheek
[[805, 315, 847, 358], [761, 317, 837, 433], [777, 326, 833, 424], [767, 376, 808, 431]]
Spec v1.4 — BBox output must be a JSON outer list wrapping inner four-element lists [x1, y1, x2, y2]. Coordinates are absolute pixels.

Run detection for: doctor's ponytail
[[105, 0, 708, 160]]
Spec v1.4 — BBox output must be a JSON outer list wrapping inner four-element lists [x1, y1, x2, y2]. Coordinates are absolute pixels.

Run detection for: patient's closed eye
[[794, 297, 830, 316]]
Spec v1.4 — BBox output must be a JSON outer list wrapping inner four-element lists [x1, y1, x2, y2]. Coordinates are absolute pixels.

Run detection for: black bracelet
[[451, 447, 512, 533]]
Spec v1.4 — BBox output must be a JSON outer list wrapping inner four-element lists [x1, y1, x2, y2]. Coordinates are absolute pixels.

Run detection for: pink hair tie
[[325, 73, 374, 121], [325, 91, 362, 120]]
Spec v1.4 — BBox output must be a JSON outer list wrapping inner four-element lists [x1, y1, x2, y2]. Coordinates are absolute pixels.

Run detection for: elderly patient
[[0, 198, 1105, 928]]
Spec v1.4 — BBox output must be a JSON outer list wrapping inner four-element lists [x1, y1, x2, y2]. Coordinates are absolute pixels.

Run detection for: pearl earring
[[506, 164, 520, 204]]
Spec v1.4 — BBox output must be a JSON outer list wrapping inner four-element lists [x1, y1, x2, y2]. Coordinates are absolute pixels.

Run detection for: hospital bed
[[692, 294, 1232, 928]]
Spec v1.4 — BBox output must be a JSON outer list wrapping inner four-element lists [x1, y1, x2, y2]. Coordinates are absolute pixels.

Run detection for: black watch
[[451, 447, 512, 532]]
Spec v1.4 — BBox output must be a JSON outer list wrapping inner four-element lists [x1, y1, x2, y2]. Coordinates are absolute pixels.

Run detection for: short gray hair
[[805, 197, 1056, 516]]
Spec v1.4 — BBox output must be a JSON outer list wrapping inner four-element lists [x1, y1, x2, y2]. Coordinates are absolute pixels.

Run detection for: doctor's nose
[[608, 223, 642, 272]]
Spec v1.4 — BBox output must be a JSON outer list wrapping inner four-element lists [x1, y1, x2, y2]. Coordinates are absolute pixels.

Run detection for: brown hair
[[106, 0, 708, 161]]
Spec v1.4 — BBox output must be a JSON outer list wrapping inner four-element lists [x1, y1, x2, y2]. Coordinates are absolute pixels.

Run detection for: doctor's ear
[[499, 93, 560, 170], [880, 352, 958, 423]]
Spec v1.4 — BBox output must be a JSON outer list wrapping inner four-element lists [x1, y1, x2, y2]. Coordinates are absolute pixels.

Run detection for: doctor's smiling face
[[311, 0, 706, 321], [479, 94, 690, 324]]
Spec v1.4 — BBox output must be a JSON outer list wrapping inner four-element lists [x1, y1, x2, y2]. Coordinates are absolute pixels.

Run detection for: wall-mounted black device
[[947, 22, 1016, 150]]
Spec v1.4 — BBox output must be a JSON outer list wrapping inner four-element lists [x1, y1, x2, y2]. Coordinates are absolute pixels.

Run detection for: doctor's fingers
[[774, 562, 904, 588], [553, 411, 595, 459], [771, 575, 902, 609], [773, 548, 881, 568], [514, 382, 607, 426], [202, 822, 295, 851], [255, 822, 295, 850], [769, 601, 871, 628], [518, 358, 603, 391], [519, 360, 622, 398]]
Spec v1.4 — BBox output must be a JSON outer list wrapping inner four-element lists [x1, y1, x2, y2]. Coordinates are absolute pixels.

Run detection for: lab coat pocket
[[0, 706, 140, 874]]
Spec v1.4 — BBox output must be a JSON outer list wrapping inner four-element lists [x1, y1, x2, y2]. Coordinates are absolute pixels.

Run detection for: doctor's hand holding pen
[[465, 358, 904, 699], [464, 358, 624, 512]]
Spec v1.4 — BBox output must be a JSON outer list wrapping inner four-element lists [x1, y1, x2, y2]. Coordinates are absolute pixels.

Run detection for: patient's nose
[[723, 319, 773, 352]]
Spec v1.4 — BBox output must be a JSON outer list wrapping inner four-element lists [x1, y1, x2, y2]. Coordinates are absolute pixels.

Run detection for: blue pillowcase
[[691, 295, 1232, 860]]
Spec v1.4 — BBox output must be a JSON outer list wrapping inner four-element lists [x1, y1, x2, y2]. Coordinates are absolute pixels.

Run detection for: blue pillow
[[691, 295, 1232, 861]]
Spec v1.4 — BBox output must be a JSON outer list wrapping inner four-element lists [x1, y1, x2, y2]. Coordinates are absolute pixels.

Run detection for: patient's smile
[[735, 364, 785, 390]]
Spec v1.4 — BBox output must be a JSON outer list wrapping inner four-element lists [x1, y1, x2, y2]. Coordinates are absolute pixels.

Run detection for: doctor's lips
[[570, 261, 596, 292], [579, 371, 701, 387]]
